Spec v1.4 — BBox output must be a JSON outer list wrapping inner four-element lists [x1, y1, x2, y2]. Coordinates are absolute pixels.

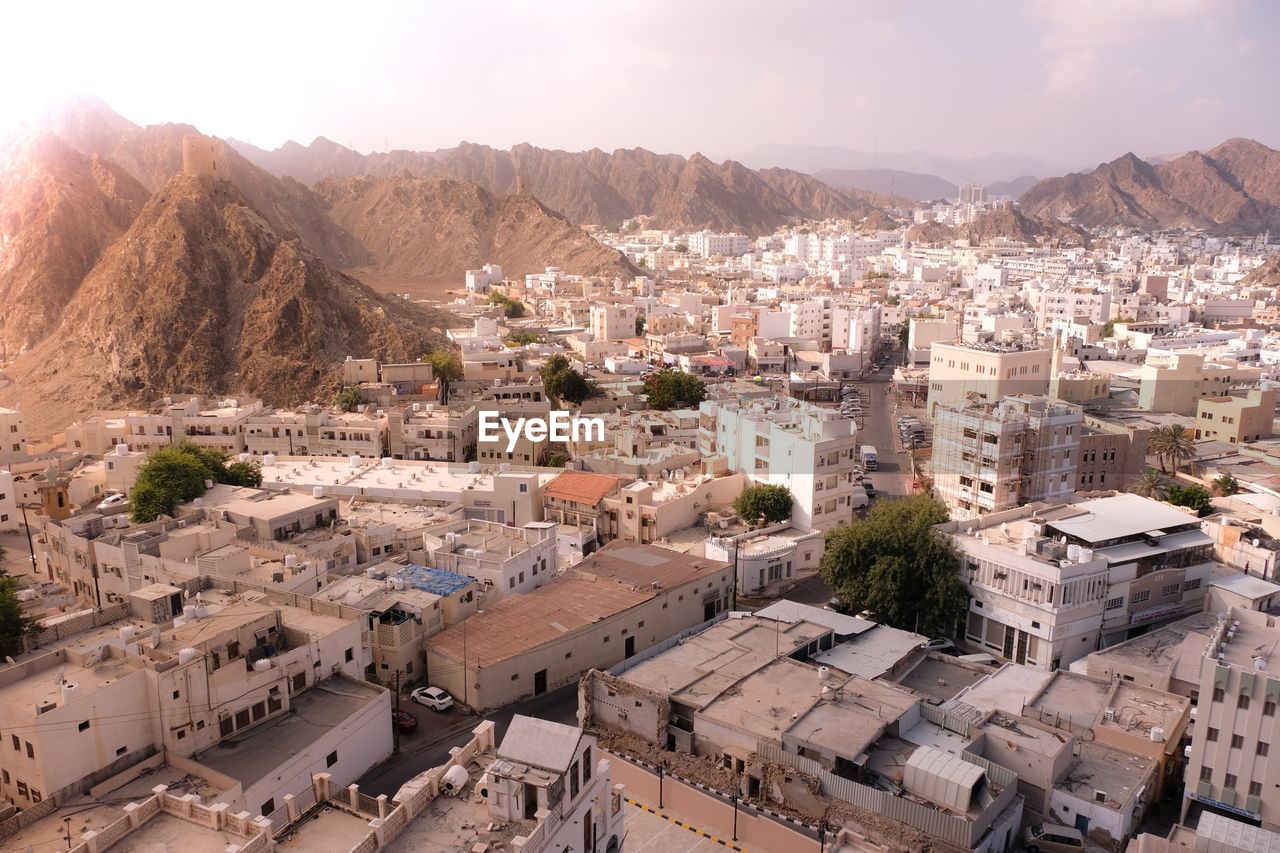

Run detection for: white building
[[0, 407, 27, 464]]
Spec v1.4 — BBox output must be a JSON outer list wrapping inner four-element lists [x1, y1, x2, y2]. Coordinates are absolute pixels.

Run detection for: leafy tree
[[819, 494, 964, 636], [421, 349, 463, 405], [0, 575, 40, 658], [1128, 468, 1171, 500], [733, 484, 794, 525], [1212, 473, 1240, 496], [1167, 484, 1214, 517], [673, 243, 688, 253], [635, 316, 646, 337], [540, 355, 594, 405], [540, 354, 571, 385], [643, 369, 707, 411], [225, 461, 264, 488], [898, 324, 909, 349], [131, 447, 213, 523], [1102, 319, 1116, 339], [488, 292, 525, 318], [1149, 424, 1196, 474], [333, 387, 363, 412], [506, 330, 542, 346], [180, 443, 231, 484]]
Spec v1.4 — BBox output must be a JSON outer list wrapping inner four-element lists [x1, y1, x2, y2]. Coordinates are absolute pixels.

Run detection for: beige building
[[1138, 352, 1262, 416], [425, 542, 731, 711], [0, 407, 28, 464], [1181, 607, 1280, 829], [926, 341, 1052, 416], [386, 402, 479, 462], [602, 473, 745, 546], [1076, 421, 1150, 494], [244, 406, 384, 458], [123, 396, 264, 454], [423, 518, 557, 598], [1195, 387, 1277, 444]]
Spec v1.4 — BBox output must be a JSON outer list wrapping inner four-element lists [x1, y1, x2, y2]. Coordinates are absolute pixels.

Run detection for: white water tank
[[380, 457, 394, 470], [476, 773, 492, 800], [118, 443, 130, 456], [120, 626, 136, 644], [1067, 544, 1081, 562], [349, 454, 362, 468], [442, 764, 470, 794], [183, 605, 197, 619], [253, 659, 273, 672], [1149, 726, 1166, 743], [238, 453, 252, 463], [312, 487, 324, 499], [468, 461, 480, 474], [194, 605, 209, 619], [60, 682, 80, 704], [1078, 548, 1094, 563], [412, 402, 421, 412], [263, 453, 277, 467], [178, 647, 200, 664], [284, 554, 298, 569]]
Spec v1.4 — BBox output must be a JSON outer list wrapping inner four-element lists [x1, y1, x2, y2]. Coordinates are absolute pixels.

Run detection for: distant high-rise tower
[[181, 135, 221, 178], [958, 182, 987, 206]]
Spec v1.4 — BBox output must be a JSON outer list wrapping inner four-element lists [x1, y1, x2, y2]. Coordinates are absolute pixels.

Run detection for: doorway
[[624, 636, 635, 658], [534, 668, 547, 695]]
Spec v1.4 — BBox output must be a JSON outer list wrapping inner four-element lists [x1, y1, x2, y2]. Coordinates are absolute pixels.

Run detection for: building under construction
[[931, 395, 1082, 520]]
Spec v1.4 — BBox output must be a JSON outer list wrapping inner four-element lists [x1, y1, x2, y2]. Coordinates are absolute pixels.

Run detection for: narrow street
[[848, 362, 914, 499]]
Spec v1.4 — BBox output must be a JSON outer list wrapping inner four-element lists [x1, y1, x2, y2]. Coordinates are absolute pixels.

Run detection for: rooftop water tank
[[263, 453, 276, 467], [442, 764, 470, 794], [381, 457, 394, 470], [118, 443, 130, 456], [349, 454, 362, 468], [313, 487, 324, 499], [285, 554, 298, 569], [178, 647, 200, 664], [253, 659, 273, 672]]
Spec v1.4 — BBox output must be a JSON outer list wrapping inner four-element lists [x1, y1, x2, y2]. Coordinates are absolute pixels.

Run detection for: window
[[1258, 742, 1270, 757], [116, 746, 127, 756], [1213, 687, 1226, 703], [176, 729, 186, 740], [173, 690, 180, 700], [9, 735, 16, 751], [1160, 583, 1180, 597], [220, 717, 234, 737], [1250, 781, 1263, 796], [235, 709, 251, 729], [1183, 578, 1201, 591], [1106, 596, 1124, 610], [1130, 590, 1151, 604], [583, 746, 592, 782], [1231, 734, 1244, 749], [1207, 727, 1219, 742], [570, 761, 580, 799], [25, 742, 32, 759], [1239, 695, 1251, 710], [326, 750, 338, 768], [1266, 700, 1277, 717], [1225, 773, 1237, 790], [344, 648, 354, 663], [78, 721, 90, 732], [261, 798, 275, 817]]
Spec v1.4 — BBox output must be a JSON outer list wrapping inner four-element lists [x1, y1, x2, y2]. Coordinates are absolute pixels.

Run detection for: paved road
[[848, 363, 913, 499], [358, 683, 580, 796]]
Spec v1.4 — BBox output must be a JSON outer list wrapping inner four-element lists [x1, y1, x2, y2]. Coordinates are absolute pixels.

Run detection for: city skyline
[[2, 0, 1277, 171]]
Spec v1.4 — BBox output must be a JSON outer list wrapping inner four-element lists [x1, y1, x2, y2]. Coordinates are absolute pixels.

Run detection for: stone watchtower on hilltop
[[182, 135, 221, 178]]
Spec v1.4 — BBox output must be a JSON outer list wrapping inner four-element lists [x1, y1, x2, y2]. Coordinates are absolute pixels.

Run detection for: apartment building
[[907, 318, 961, 364], [938, 493, 1216, 670], [1076, 424, 1149, 493], [0, 407, 27, 464], [1195, 387, 1277, 444], [830, 304, 881, 354], [244, 406, 384, 458], [927, 341, 1052, 415], [1038, 284, 1112, 326], [123, 396, 265, 454], [601, 472, 745, 545], [0, 587, 385, 814], [699, 396, 859, 531], [1138, 352, 1261, 416], [1181, 607, 1280, 830], [589, 303, 638, 341], [386, 402, 479, 462], [541, 470, 621, 559], [931, 395, 1081, 520], [424, 518, 557, 598]]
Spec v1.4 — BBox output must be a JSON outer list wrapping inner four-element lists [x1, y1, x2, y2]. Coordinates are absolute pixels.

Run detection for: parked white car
[[96, 493, 128, 510], [410, 686, 454, 711]]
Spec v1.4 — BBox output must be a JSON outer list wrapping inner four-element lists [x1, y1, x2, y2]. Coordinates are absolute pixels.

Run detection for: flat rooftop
[[617, 615, 829, 710], [754, 599, 875, 638], [1217, 611, 1280, 675], [427, 575, 654, 666], [384, 755, 532, 852], [199, 676, 384, 788], [813, 623, 928, 681], [1085, 610, 1218, 683], [1056, 740, 1155, 810], [946, 663, 1055, 717], [1045, 493, 1201, 544], [1096, 683, 1189, 741], [260, 456, 559, 501], [276, 806, 373, 851], [897, 656, 993, 704], [1209, 570, 1280, 601], [696, 657, 821, 742], [575, 541, 729, 591]]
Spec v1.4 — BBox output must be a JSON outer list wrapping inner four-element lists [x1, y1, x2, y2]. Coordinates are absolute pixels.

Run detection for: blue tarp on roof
[[395, 563, 474, 596]]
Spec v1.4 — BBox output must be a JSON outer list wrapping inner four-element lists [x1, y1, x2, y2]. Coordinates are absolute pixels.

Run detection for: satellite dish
[[151, 628, 162, 647], [4, 656, 14, 665], [82, 647, 103, 668]]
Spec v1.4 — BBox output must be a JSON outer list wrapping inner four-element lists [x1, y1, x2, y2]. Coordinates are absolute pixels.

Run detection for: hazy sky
[[4, 0, 1278, 169]]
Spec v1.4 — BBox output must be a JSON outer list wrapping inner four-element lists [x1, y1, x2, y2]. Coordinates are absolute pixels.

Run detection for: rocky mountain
[[1242, 255, 1280, 288], [728, 143, 1063, 185], [814, 168, 1040, 203], [0, 135, 149, 355], [906, 204, 1087, 247], [1020, 139, 1280, 233], [314, 175, 637, 288], [0, 174, 450, 435], [231, 138, 895, 232]]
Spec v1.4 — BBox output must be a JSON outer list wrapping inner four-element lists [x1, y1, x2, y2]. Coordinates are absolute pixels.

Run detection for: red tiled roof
[[543, 470, 620, 506]]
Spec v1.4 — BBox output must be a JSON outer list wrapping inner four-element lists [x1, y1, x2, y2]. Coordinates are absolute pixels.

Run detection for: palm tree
[[1129, 468, 1171, 500], [421, 349, 463, 405], [1148, 424, 1196, 475]]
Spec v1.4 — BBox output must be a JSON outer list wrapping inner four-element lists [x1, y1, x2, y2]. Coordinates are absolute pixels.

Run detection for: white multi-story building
[[424, 518, 557, 599], [700, 396, 859, 531], [386, 403, 479, 462], [939, 494, 1215, 671], [244, 407, 384, 458], [687, 231, 750, 258], [0, 407, 27, 464], [831, 304, 881, 355], [123, 396, 265, 454], [1038, 284, 1113, 326], [927, 340, 1052, 415], [589, 303, 638, 342]]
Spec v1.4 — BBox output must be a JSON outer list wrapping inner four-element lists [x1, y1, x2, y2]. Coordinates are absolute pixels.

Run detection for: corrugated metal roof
[[812, 624, 926, 680], [1045, 494, 1200, 543], [754, 600, 876, 636], [903, 746, 985, 813], [1197, 812, 1280, 853]]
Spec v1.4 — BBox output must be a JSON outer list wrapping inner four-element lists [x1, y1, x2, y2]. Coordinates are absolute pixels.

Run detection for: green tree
[[733, 484, 794, 525], [1149, 424, 1196, 474], [635, 316, 646, 337], [488, 292, 525, 318], [131, 447, 213, 523], [0, 575, 40, 658], [333, 387, 363, 412], [1128, 468, 1171, 500], [1212, 473, 1240, 496], [673, 243, 688, 253], [421, 349, 463, 405], [643, 369, 707, 410], [540, 355, 594, 405], [506, 330, 542, 346], [819, 494, 964, 636], [898, 323, 909, 349], [224, 460, 264, 488], [540, 354, 571, 384], [1167, 484, 1214, 517]]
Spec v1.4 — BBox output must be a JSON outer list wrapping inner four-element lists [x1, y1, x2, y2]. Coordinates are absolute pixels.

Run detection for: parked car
[[96, 492, 128, 510], [392, 709, 418, 733], [1022, 824, 1084, 853], [410, 686, 454, 711], [823, 596, 846, 613], [921, 638, 954, 652], [863, 481, 875, 497]]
